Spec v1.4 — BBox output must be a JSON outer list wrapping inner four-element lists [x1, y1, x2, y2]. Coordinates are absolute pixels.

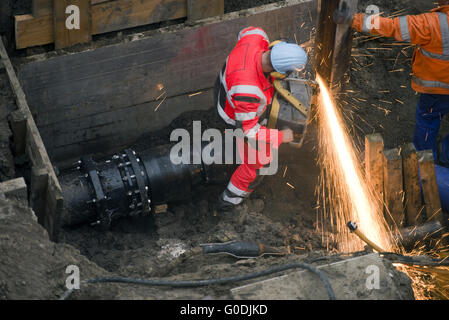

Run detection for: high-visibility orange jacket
[[353, 5, 449, 95]]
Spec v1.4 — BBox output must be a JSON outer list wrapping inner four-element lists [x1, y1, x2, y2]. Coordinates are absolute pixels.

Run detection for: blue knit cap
[[270, 42, 308, 74]]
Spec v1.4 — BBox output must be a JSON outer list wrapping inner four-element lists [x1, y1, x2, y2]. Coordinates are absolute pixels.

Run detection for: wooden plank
[[30, 166, 49, 225], [18, 0, 317, 160], [92, 0, 187, 35], [365, 133, 384, 205], [401, 143, 424, 226], [16, 0, 187, 48], [0, 38, 62, 241], [53, 0, 92, 50], [33, 0, 110, 17], [383, 148, 404, 228], [43, 88, 214, 161], [0, 178, 28, 203], [44, 177, 63, 241], [314, 0, 339, 84], [33, 0, 53, 17], [91, 0, 110, 4], [417, 150, 443, 224], [15, 14, 53, 49], [330, 0, 358, 88], [9, 109, 28, 156], [187, 0, 224, 22]]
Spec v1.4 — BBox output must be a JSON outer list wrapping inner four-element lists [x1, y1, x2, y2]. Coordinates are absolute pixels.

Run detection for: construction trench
[[0, 0, 448, 301]]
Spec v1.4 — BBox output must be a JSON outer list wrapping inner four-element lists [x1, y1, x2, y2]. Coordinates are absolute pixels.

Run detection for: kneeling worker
[[214, 26, 308, 211]]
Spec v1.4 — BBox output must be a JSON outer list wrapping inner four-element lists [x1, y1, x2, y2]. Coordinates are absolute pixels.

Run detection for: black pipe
[[60, 143, 232, 229]]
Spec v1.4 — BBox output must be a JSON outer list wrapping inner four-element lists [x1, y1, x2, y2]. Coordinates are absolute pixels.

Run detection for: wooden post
[[0, 38, 63, 241], [383, 148, 404, 228], [187, 0, 224, 22], [30, 166, 49, 226], [417, 150, 443, 224], [314, 0, 357, 87], [365, 133, 384, 205], [9, 109, 27, 156], [330, 0, 358, 89], [53, 0, 91, 49], [401, 143, 424, 226]]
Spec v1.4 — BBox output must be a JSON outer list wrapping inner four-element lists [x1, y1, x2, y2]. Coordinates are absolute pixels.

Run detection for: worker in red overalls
[[213, 27, 308, 211]]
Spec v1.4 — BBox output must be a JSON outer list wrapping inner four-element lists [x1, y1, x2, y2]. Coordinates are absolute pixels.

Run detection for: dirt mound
[[0, 71, 15, 182], [0, 194, 118, 299]]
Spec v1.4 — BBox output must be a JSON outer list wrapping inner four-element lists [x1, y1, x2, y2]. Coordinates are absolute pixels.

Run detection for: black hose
[[381, 252, 449, 267], [59, 262, 335, 300]]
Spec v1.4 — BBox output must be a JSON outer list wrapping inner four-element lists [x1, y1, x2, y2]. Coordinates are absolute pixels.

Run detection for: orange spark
[[316, 75, 392, 252]]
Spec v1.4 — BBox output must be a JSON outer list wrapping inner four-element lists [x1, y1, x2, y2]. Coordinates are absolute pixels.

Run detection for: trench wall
[[17, 0, 317, 163]]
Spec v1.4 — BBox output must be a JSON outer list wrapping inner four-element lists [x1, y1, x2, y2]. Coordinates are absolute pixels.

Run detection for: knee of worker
[[248, 173, 265, 191], [231, 164, 257, 191], [413, 124, 439, 152]]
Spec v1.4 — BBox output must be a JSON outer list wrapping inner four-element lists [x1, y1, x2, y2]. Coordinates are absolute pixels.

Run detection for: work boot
[[209, 194, 240, 219]]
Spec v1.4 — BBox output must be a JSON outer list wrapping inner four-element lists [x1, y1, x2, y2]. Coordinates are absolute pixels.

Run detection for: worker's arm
[[232, 96, 285, 147], [352, 13, 432, 46]]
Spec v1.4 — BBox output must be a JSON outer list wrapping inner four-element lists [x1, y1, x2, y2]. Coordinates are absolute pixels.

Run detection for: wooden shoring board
[[53, 0, 92, 50], [365, 133, 384, 207], [314, 0, 358, 88], [417, 150, 443, 224], [187, 0, 224, 22], [0, 38, 62, 241], [401, 143, 424, 226], [18, 0, 317, 161], [383, 148, 404, 228], [16, 0, 188, 49]]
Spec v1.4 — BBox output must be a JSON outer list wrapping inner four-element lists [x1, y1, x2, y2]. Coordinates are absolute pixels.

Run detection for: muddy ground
[[0, 0, 445, 300]]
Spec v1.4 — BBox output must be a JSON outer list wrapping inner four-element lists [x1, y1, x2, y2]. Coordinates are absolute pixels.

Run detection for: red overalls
[[216, 27, 284, 205]]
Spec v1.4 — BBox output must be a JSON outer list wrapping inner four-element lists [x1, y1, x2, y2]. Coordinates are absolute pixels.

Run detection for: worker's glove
[[281, 128, 294, 144], [333, 1, 353, 24]]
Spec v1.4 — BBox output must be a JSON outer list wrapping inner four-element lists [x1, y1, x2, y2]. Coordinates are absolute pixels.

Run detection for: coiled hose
[[60, 262, 335, 300]]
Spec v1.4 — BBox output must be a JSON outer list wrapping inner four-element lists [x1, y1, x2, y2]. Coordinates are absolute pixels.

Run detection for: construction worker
[[335, 0, 449, 167], [213, 26, 308, 211]]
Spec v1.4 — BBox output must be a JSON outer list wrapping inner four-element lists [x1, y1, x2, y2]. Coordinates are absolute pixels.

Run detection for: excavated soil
[[0, 0, 443, 300], [0, 71, 15, 182]]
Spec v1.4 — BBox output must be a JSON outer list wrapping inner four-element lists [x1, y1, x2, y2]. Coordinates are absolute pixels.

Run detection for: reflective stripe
[[245, 123, 261, 139], [238, 28, 269, 42], [227, 182, 250, 197], [412, 76, 449, 89], [228, 85, 267, 116], [421, 48, 449, 61], [219, 57, 236, 109], [217, 100, 236, 126], [419, 13, 449, 61], [399, 16, 411, 42], [223, 193, 243, 205], [362, 15, 373, 33], [235, 112, 257, 121], [437, 12, 449, 56]]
